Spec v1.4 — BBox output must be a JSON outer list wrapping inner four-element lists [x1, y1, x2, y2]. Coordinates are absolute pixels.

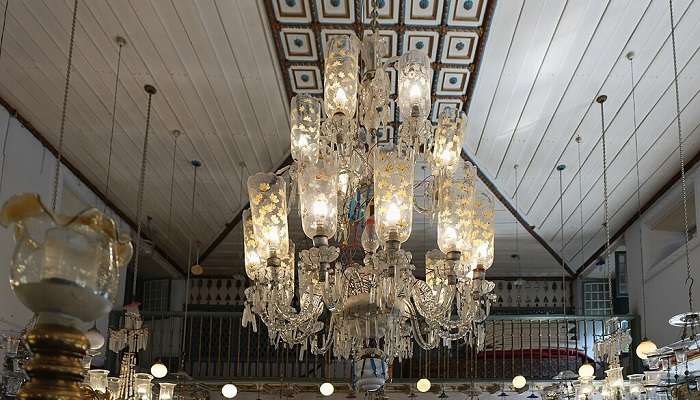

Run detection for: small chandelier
[[242, 3, 497, 393]]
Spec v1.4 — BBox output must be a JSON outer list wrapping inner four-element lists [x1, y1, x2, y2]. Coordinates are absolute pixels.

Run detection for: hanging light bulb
[[416, 378, 431, 393], [85, 326, 105, 350], [222, 383, 238, 399], [320, 382, 334, 397], [512, 375, 527, 390], [635, 338, 657, 360], [150, 361, 168, 378], [361, 216, 380, 253], [578, 363, 594, 378]]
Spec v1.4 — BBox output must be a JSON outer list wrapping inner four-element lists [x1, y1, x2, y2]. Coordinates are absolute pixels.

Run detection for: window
[[615, 251, 628, 297], [583, 281, 612, 316], [141, 279, 170, 312]]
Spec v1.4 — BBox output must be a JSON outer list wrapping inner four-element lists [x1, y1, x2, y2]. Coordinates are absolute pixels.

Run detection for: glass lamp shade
[[5, 336, 20, 356], [87, 369, 109, 393], [604, 366, 624, 388], [361, 217, 380, 253], [298, 150, 338, 239], [437, 162, 477, 255], [290, 94, 321, 162], [0, 193, 133, 322], [425, 249, 448, 290], [397, 50, 432, 120], [158, 383, 176, 400], [221, 383, 238, 399], [242, 209, 264, 282], [319, 382, 334, 397], [150, 362, 168, 378], [577, 376, 594, 397], [374, 143, 415, 243], [107, 377, 121, 395], [432, 109, 466, 176], [512, 375, 527, 389], [578, 363, 594, 378], [247, 173, 290, 260], [627, 374, 644, 397], [416, 378, 431, 393], [133, 373, 154, 400], [470, 193, 495, 269], [324, 35, 360, 118], [636, 338, 657, 360]]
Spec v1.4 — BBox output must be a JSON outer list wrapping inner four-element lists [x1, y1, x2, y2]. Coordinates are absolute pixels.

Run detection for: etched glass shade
[[432, 109, 466, 175], [397, 50, 432, 120], [247, 173, 290, 260], [425, 249, 448, 290], [0, 193, 133, 322], [374, 143, 414, 243], [242, 209, 263, 281], [299, 148, 338, 239], [470, 193, 495, 269], [133, 373, 153, 400], [158, 383, 176, 400], [88, 369, 109, 393], [437, 162, 477, 254], [290, 94, 321, 162], [324, 35, 360, 118]]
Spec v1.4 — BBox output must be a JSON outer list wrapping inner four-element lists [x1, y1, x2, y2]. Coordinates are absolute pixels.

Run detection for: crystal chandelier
[[242, 4, 496, 389]]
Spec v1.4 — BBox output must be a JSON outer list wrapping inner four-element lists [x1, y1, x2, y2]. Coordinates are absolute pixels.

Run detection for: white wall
[[0, 104, 130, 344], [625, 168, 700, 347]]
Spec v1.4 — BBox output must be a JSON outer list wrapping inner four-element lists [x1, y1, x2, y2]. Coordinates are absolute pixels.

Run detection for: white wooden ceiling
[[465, 0, 700, 273], [0, 0, 288, 273], [1, 0, 696, 278]]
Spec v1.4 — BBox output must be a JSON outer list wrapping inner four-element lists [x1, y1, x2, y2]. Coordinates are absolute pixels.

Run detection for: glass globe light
[[416, 378, 431, 393], [470, 193, 495, 269], [397, 50, 432, 120], [247, 173, 290, 261], [190, 264, 204, 276], [324, 35, 360, 118], [85, 327, 105, 350], [222, 383, 238, 399], [374, 143, 415, 244], [290, 94, 321, 162], [158, 383, 176, 400], [437, 162, 477, 256], [578, 363, 595, 378], [0, 193, 133, 323], [298, 147, 338, 239], [320, 382, 335, 397], [636, 338, 657, 360], [432, 109, 466, 176], [512, 375, 527, 389], [150, 362, 168, 378]]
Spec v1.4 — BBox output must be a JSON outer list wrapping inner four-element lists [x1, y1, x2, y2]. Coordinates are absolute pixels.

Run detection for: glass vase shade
[[0, 193, 133, 322], [290, 94, 321, 162], [133, 373, 154, 400], [432, 109, 466, 175], [158, 383, 177, 400], [298, 152, 338, 239], [243, 208, 294, 285], [437, 162, 477, 255], [107, 377, 121, 395], [373, 143, 415, 243], [88, 369, 109, 393], [470, 193, 495, 269], [397, 50, 432, 120], [324, 35, 360, 118], [247, 173, 290, 260]]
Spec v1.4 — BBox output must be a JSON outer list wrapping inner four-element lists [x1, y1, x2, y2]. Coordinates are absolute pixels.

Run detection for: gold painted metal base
[[18, 323, 89, 400]]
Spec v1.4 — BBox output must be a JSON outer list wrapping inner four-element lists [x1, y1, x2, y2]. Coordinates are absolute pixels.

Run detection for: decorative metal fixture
[[241, 1, 496, 393]]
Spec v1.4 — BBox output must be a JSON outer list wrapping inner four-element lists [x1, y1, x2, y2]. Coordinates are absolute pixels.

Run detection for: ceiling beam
[[574, 146, 700, 278], [0, 95, 185, 277]]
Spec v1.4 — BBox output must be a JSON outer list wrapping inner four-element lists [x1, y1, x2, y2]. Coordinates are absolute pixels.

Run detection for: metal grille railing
[[107, 311, 635, 381]]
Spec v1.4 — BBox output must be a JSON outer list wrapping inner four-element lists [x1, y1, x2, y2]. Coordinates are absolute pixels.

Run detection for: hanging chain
[[131, 85, 156, 299], [576, 136, 585, 268], [0, 0, 9, 61], [557, 164, 566, 315], [370, 0, 379, 34], [627, 52, 649, 336], [597, 95, 614, 315], [167, 130, 181, 231], [105, 37, 126, 200], [51, 0, 79, 211], [668, 0, 693, 313], [514, 165, 521, 276], [181, 159, 201, 367]]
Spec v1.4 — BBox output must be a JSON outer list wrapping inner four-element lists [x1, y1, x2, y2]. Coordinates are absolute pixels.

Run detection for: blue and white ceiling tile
[[289, 66, 323, 94], [320, 29, 355, 57], [441, 31, 479, 64], [280, 28, 318, 61], [447, 0, 488, 27], [315, 0, 355, 24], [272, 0, 312, 23], [432, 99, 463, 122], [403, 31, 440, 62], [404, 0, 445, 26], [436, 68, 470, 96], [362, 0, 400, 25]]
